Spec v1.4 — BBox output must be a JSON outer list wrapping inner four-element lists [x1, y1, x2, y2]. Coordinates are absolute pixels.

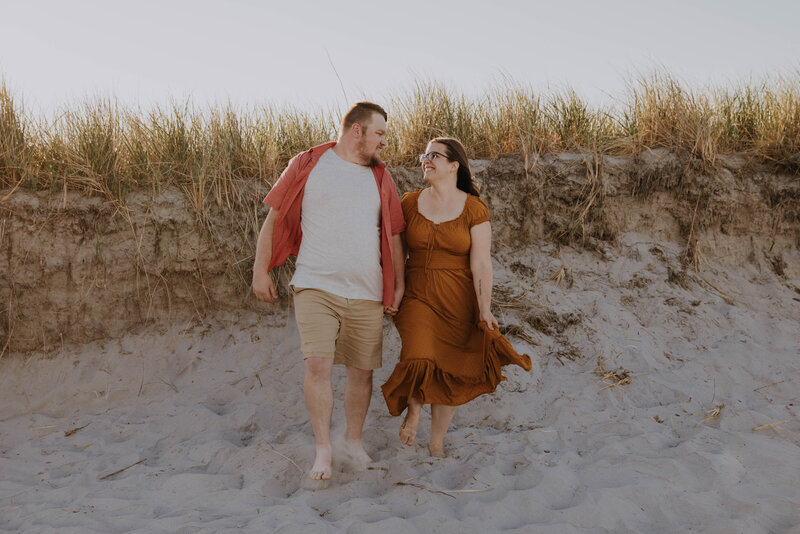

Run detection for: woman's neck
[[428, 178, 459, 199]]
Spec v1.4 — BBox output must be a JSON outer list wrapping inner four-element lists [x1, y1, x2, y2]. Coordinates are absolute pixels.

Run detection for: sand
[[2, 230, 800, 533]]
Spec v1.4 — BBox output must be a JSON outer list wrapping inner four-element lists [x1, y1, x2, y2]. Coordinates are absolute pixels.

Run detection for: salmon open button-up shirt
[[264, 142, 406, 307]]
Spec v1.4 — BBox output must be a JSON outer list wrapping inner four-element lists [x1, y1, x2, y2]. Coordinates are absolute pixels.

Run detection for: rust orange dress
[[381, 189, 532, 416]]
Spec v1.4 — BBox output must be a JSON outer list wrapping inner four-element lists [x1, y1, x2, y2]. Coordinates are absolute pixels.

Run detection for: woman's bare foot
[[428, 404, 455, 458], [399, 414, 418, 446], [399, 403, 421, 446], [309, 444, 333, 480]]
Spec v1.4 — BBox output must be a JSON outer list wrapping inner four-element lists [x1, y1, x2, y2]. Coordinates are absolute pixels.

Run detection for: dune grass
[[1, 72, 799, 205]]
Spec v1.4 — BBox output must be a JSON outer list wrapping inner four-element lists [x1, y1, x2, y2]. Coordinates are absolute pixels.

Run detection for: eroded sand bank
[[2, 234, 799, 533]]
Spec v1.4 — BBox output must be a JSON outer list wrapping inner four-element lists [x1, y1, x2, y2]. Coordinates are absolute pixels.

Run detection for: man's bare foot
[[399, 408, 420, 446], [309, 444, 333, 480], [429, 444, 446, 458], [343, 439, 373, 466]]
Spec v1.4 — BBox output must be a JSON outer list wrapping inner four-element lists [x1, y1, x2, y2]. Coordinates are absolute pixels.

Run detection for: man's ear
[[350, 122, 362, 138]]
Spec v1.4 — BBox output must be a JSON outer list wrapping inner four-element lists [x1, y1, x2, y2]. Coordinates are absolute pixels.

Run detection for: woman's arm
[[469, 221, 498, 330], [385, 232, 407, 316]]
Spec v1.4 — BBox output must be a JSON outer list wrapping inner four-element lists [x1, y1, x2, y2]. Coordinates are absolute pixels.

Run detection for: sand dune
[[2, 230, 799, 533]]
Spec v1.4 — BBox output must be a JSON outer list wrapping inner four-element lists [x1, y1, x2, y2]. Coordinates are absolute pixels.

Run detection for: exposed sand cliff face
[[1, 151, 799, 354], [1, 184, 261, 353]]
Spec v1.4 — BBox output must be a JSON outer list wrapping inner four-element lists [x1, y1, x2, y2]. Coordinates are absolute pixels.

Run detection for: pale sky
[[1, 0, 798, 115]]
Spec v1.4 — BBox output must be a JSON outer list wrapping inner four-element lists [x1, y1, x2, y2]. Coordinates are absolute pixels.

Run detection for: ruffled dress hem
[[381, 323, 532, 416]]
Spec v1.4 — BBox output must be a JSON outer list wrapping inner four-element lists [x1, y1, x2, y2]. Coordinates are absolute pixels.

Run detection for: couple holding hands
[[252, 102, 531, 481]]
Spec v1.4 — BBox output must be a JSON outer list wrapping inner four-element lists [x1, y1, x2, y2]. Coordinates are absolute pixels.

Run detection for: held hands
[[479, 310, 499, 331], [252, 271, 278, 303], [384, 286, 405, 316]]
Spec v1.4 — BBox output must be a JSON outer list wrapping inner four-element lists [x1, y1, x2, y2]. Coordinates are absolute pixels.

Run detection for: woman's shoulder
[[400, 189, 423, 205], [465, 193, 489, 211], [400, 189, 423, 218], [401, 188, 423, 199], [466, 194, 490, 225]]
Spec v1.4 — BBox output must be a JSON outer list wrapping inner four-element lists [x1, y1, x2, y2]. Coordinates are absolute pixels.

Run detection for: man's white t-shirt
[[290, 149, 383, 301]]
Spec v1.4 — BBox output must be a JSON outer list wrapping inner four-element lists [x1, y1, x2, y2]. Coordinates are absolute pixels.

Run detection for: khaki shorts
[[292, 287, 384, 370]]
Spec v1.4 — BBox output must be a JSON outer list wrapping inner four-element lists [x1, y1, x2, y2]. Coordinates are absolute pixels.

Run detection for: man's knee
[[305, 357, 333, 381], [347, 365, 373, 385]]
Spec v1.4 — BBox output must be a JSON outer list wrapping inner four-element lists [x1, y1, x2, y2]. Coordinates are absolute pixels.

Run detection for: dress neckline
[[414, 189, 469, 225]]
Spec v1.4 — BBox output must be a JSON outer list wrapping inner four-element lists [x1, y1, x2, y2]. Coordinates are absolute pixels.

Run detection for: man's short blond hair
[[341, 102, 387, 132]]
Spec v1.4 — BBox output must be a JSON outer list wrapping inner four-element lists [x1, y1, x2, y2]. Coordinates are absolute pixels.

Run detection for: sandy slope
[[2, 231, 799, 533]]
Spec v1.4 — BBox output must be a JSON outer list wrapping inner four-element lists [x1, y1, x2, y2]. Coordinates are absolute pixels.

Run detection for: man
[[251, 102, 405, 481]]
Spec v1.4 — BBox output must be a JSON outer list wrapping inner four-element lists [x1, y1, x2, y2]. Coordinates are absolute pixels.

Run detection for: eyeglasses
[[418, 151, 449, 163]]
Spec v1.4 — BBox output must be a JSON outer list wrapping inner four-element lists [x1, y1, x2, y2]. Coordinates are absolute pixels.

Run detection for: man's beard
[[357, 138, 382, 167]]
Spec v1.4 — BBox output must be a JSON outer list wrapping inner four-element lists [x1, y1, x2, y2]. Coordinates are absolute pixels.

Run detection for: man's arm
[[252, 207, 279, 303], [384, 232, 406, 316]]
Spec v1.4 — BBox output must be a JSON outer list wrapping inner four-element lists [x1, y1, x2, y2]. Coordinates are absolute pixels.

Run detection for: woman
[[381, 137, 532, 457]]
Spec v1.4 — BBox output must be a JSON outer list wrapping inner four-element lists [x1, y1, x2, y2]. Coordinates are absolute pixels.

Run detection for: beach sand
[[2, 232, 799, 533]]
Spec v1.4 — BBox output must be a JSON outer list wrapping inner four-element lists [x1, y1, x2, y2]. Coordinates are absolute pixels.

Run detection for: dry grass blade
[[753, 420, 789, 432], [492, 288, 529, 309], [752, 419, 800, 446], [393, 480, 456, 499], [159, 378, 179, 393], [499, 324, 538, 346], [702, 403, 725, 422], [64, 422, 90, 437], [698, 276, 736, 306], [99, 458, 146, 480], [594, 356, 632, 391], [754, 379, 788, 392], [31, 430, 59, 440], [515, 331, 538, 346], [444, 487, 495, 494], [30, 423, 65, 431], [137, 358, 145, 397], [261, 443, 304, 475], [754, 379, 789, 402], [547, 266, 571, 287], [0, 324, 11, 360]]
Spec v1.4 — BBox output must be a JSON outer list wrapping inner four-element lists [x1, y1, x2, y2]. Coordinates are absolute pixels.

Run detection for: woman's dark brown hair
[[429, 137, 480, 196]]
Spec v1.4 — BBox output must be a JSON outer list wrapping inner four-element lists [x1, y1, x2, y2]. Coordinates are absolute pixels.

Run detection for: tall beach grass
[[1, 72, 799, 205]]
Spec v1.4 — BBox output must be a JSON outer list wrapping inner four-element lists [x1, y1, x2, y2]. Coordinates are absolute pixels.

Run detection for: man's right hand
[[252, 271, 278, 303]]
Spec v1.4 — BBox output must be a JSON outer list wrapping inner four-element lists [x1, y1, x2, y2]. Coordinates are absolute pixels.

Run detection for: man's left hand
[[384, 287, 404, 316]]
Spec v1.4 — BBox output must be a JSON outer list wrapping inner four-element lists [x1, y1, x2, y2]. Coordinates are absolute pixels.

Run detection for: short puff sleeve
[[400, 190, 420, 224], [467, 195, 490, 227]]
